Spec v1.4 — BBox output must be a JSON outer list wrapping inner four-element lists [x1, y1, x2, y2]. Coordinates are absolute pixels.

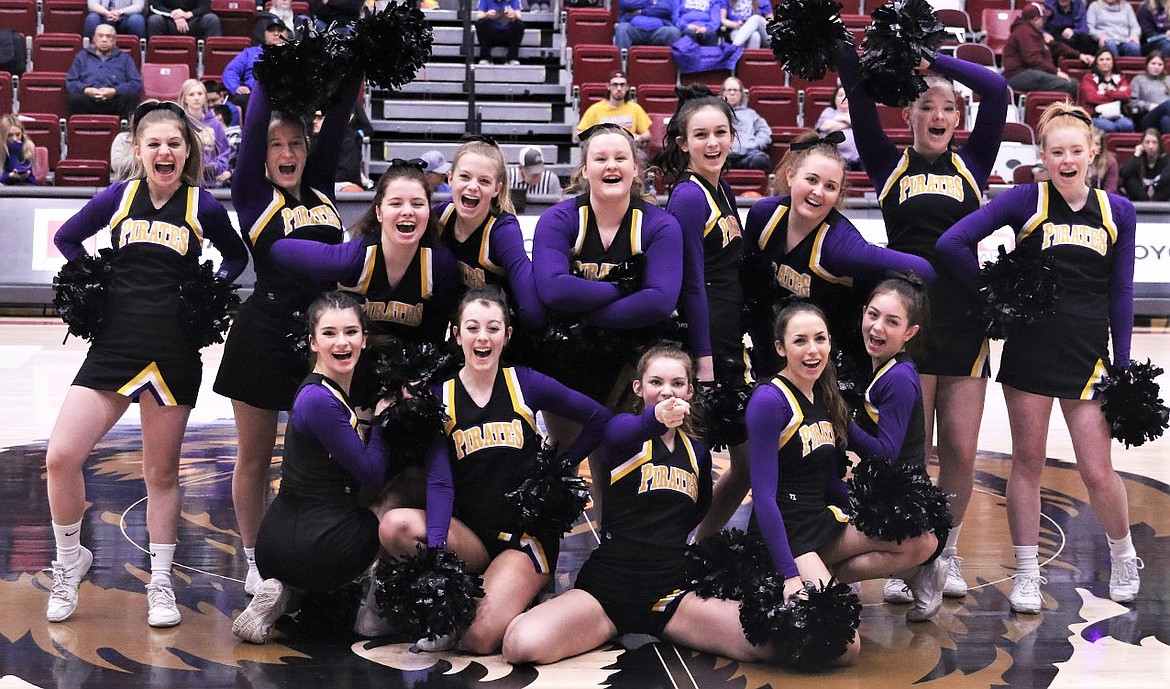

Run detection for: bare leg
[[934, 375, 987, 525], [819, 525, 937, 582], [1060, 398, 1130, 539], [502, 589, 616, 664], [695, 442, 750, 540], [662, 593, 775, 663], [1002, 386, 1053, 547], [139, 395, 192, 545], [46, 387, 130, 525], [230, 400, 279, 549], [461, 550, 551, 655], [378, 508, 490, 571], [920, 373, 938, 461]]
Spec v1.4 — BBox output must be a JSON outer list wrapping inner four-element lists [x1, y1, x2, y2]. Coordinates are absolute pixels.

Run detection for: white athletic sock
[[1107, 532, 1136, 560], [53, 520, 83, 564], [942, 522, 963, 558], [149, 543, 176, 585], [1014, 545, 1040, 577]]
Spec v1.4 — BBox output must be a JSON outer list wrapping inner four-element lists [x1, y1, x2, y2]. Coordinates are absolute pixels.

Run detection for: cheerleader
[[937, 102, 1140, 613], [748, 303, 945, 623], [841, 49, 1010, 600], [502, 345, 772, 665], [435, 137, 545, 330], [232, 292, 391, 644], [213, 77, 361, 595], [378, 287, 611, 654], [46, 101, 248, 627], [658, 88, 750, 539]]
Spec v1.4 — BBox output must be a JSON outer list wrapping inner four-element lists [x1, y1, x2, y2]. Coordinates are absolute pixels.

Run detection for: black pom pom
[[53, 249, 115, 341], [373, 546, 484, 641], [833, 347, 868, 416], [372, 340, 459, 399], [979, 242, 1059, 340], [178, 260, 241, 348], [768, 0, 854, 81], [505, 443, 589, 540], [684, 528, 772, 600], [693, 373, 754, 451], [283, 309, 311, 361], [1095, 359, 1169, 448], [374, 384, 451, 467], [601, 253, 646, 298], [255, 23, 356, 115], [848, 457, 952, 543], [858, 0, 948, 106], [740, 578, 860, 670], [351, 2, 434, 92]]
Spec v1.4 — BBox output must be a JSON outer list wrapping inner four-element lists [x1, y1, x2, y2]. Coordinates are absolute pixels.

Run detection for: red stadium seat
[[66, 114, 122, 161], [0, 71, 11, 115], [115, 34, 143, 70], [646, 112, 671, 172], [803, 85, 838, 125], [954, 42, 997, 69], [42, 0, 88, 35], [565, 8, 612, 47], [736, 48, 783, 90], [33, 145, 49, 182], [966, 0, 1011, 31], [846, 169, 874, 196], [142, 62, 190, 100], [18, 72, 68, 117], [787, 69, 839, 94], [146, 35, 198, 73], [840, 14, 869, 47], [627, 46, 675, 89], [32, 33, 83, 73], [54, 158, 111, 186], [0, 0, 36, 37], [202, 36, 250, 81], [576, 82, 609, 118], [634, 82, 678, 115], [767, 141, 789, 176], [19, 113, 64, 171], [1012, 163, 1034, 184], [837, 0, 863, 14], [724, 168, 768, 197], [571, 43, 621, 89], [1106, 132, 1143, 167], [1002, 121, 1036, 145], [212, 0, 258, 38], [681, 69, 731, 92], [749, 85, 800, 139], [1022, 90, 1072, 131], [980, 9, 1020, 55]]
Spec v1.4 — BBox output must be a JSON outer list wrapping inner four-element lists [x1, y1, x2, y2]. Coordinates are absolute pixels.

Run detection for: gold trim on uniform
[[628, 207, 644, 254], [610, 439, 654, 483], [320, 377, 358, 431], [1019, 181, 1050, 243], [117, 362, 178, 406], [185, 186, 204, 244], [809, 222, 853, 286], [419, 247, 434, 299], [1080, 358, 1109, 400], [651, 589, 685, 612], [877, 151, 913, 204], [969, 338, 990, 378], [574, 204, 590, 255], [771, 378, 805, 448], [519, 533, 551, 574], [346, 245, 379, 294], [502, 367, 538, 432], [442, 378, 458, 434], [108, 180, 140, 231], [249, 188, 285, 245], [863, 357, 899, 425], [758, 203, 788, 250]]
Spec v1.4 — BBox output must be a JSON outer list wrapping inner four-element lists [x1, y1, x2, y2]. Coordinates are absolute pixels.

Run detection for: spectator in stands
[[613, 0, 682, 51], [1088, 129, 1121, 192], [203, 79, 240, 127], [1044, 0, 1096, 54], [1138, 0, 1170, 54], [719, 77, 771, 172], [1, 115, 39, 186], [720, 0, 771, 49], [1087, 0, 1142, 57], [311, 102, 373, 192], [1120, 126, 1170, 198], [85, 0, 147, 39], [179, 78, 232, 186], [213, 103, 240, 168], [0, 28, 25, 76], [508, 145, 563, 195], [1130, 51, 1170, 131], [475, 0, 525, 65], [147, 0, 222, 38], [308, 0, 362, 32], [66, 24, 143, 119], [576, 71, 652, 146], [1003, 2, 1089, 98], [1081, 48, 1135, 131], [223, 20, 292, 111], [675, 0, 721, 46], [254, 0, 305, 43], [421, 150, 452, 194], [813, 85, 861, 170]]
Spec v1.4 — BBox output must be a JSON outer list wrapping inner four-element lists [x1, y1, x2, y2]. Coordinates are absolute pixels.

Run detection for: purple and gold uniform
[[847, 352, 926, 469], [213, 81, 358, 410], [744, 198, 935, 376], [436, 201, 545, 330], [937, 182, 1136, 399], [255, 373, 387, 591], [573, 406, 712, 635], [424, 366, 611, 573], [841, 50, 1009, 378], [54, 179, 248, 406], [747, 375, 850, 579], [666, 173, 744, 378]]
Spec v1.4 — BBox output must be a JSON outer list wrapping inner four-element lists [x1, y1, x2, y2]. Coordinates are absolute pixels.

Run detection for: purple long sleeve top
[[846, 358, 922, 462], [291, 382, 388, 487]]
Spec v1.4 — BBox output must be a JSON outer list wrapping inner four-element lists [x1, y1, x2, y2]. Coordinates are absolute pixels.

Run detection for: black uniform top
[[570, 193, 645, 281], [877, 149, 981, 265], [668, 171, 744, 278], [438, 202, 509, 289], [850, 352, 926, 469], [280, 373, 367, 504], [246, 185, 343, 309]]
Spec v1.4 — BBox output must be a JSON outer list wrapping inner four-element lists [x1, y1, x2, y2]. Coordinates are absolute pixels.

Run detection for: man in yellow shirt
[[576, 71, 652, 146]]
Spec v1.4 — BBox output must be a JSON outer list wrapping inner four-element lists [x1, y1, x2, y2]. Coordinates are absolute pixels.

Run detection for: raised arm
[[932, 53, 1009, 186], [585, 212, 684, 328], [837, 46, 903, 188], [520, 366, 612, 462], [746, 384, 800, 579], [306, 75, 364, 199], [823, 212, 938, 284], [231, 82, 274, 211], [292, 384, 388, 487], [601, 406, 666, 470]]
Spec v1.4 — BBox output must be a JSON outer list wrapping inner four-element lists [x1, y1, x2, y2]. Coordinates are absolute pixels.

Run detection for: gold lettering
[[451, 420, 526, 460], [776, 263, 812, 298], [1040, 222, 1109, 256], [799, 421, 836, 456], [361, 301, 425, 327], [118, 219, 189, 254], [898, 173, 966, 204], [458, 261, 488, 288]]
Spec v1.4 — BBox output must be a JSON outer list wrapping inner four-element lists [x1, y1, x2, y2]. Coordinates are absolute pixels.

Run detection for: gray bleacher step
[[384, 100, 554, 122], [430, 45, 560, 60], [412, 62, 549, 83], [388, 81, 569, 100], [421, 8, 560, 23], [384, 142, 558, 164], [369, 159, 572, 176], [430, 25, 563, 50], [482, 122, 576, 136], [372, 120, 472, 135]]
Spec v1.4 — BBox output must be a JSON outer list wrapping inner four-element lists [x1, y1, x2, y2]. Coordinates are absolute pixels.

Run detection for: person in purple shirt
[[44, 101, 248, 630], [936, 101, 1141, 615], [674, 0, 721, 46], [232, 292, 392, 644], [213, 75, 359, 596], [747, 303, 942, 638], [614, 0, 682, 50], [178, 78, 231, 187], [1046, 0, 1098, 54], [841, 47, 1009, 601], [475, 0, 525, 65], [379, 288, 611, 654], [435, 137, 545, 331]]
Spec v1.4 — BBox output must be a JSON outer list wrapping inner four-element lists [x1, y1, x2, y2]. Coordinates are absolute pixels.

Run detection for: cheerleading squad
[[41, 26, 1152, 674]]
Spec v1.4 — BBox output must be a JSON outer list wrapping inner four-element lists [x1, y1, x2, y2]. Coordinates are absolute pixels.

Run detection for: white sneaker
[[506, 59, 521, 65], [478, 59, 491, 65], [244, 566, 263, 597], [46, 546, 94, 623], [1009, 574, 1046, 614], [413, 633, 457, 652], [906, 557, 947, 622], [943, 554, 968, 598], [354, 575, 396, 638], [1109, 555, 1143, 603], [233, 578, 291, 644], [146, 580, 182, 628], [883, 578, 913, 604]]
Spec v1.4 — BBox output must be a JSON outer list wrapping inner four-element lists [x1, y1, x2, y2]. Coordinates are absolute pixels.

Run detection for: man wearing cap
[[508, 146, 562, 196], [1003, 2, 1090, 97], [576, 71, 653, 145], [421, 150, 452, 194], [223, 19, 292, 109]]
